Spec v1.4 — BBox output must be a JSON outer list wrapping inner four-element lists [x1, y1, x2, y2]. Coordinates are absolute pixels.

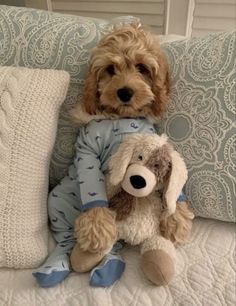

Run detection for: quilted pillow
[[159, 31, 236, 222], [0, 5, 138, 187], [0, 66, 70, 268]]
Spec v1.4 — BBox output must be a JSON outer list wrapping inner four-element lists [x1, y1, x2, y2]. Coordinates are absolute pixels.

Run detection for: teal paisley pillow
[[159, 31, 236, 222], [0, 5, 138, 187]]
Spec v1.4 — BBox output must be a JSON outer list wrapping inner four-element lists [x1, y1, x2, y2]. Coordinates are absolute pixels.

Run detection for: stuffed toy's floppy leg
[[141, 235, 176, 286]]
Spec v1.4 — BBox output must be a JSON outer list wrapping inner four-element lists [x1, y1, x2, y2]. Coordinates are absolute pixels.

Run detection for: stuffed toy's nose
[[130, 175, 147, 189], [121, 164, 156, 197]]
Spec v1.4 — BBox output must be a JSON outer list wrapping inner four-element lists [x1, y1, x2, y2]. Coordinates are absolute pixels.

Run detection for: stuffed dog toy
[[71, 134, 194, 286]]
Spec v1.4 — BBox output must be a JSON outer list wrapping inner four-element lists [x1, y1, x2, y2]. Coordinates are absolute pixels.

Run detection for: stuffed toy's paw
[[74, 207, 117, 253], [141, 249, 175, 286]]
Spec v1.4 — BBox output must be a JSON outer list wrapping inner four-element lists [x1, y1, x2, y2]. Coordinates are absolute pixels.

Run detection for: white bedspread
[[0, 218, 235, 306]]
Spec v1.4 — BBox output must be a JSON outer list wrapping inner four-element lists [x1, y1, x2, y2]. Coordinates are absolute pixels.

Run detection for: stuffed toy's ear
[[109, 139, 136, 186], [164, 150, 188, 215]]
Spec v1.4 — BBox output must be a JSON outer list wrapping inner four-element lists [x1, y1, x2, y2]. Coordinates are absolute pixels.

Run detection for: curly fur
[[74, 207, 117, 252], [72, 23, 170, 121], [159, 201, 194, 245]]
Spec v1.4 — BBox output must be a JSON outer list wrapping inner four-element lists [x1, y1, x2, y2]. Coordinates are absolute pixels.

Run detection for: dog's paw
[[74, 207, 117, 253], [159, 201, 194, 245]]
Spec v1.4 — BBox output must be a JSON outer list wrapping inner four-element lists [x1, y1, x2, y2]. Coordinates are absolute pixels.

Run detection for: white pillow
[[0, 66, 70, 268]]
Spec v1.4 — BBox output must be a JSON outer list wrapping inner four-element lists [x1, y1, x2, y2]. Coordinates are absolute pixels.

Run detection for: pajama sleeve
[[74, 128, 108, 211]]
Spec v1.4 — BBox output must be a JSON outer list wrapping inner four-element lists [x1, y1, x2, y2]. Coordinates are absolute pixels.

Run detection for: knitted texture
[[0, 66, 70, 268]]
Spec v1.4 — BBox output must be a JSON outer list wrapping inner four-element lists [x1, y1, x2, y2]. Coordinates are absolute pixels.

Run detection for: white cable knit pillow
[[0, 66, 70, 268]]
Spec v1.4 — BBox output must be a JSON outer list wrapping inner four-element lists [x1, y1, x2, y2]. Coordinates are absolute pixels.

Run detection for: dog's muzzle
[[121, 164, 156, 197]]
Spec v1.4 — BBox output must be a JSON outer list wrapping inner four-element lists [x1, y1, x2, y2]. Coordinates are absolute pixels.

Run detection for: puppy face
[[98, 59, 155, 117], [109, 134, 188, 214], [121, 144, 172, 197], [82, 24, 170, 118]]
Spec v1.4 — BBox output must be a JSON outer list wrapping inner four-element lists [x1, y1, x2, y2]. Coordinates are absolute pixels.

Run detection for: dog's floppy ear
[[164, 150, 188, 215], [82, 67, 98, 115], [151, 51, 170, 116], [109, 138, 136, 186]]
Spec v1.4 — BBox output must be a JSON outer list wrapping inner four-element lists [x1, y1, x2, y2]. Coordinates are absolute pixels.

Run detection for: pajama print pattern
[[33, 118, 157, 287]]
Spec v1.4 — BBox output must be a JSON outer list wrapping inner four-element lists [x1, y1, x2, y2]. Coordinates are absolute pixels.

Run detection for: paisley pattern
[[160, 31, 236, 222], [0, 5, 138, 187]]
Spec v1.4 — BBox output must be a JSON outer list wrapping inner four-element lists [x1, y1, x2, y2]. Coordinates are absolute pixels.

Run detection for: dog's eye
[[138, 155, 143, 161], [154, 163, 160, 169], [106, 64, 115, 76], [136, 63, 149, 74]]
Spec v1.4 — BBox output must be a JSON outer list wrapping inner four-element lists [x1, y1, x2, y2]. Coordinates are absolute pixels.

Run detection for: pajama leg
[[33, 242, 73, 288], [33, 176, 81, 288]]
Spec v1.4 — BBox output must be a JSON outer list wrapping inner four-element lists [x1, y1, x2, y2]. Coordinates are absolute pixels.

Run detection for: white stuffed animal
[[71, 134, 194, 286]]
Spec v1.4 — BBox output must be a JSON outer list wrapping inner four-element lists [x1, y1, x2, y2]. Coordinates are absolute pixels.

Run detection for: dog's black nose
[[117, 87, 134, 103], [130, 175, 146, 189]]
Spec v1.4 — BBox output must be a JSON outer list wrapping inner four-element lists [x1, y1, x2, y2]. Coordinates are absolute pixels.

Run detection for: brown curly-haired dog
[[71, 24, 193, 274], [73, 23, 170, 120]]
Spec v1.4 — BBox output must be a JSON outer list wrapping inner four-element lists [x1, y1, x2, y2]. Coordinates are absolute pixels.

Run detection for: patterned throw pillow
[[0, 5, 138, 187], [159, 31, 236, 222]]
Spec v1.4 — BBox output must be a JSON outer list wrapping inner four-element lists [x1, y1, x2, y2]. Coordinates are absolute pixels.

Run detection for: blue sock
[[33, 253, 70, 288], [89, 252, 125, 287], [33, 270, 70, 288]]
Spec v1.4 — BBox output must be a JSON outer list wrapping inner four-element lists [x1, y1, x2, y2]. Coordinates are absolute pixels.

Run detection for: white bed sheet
[[0, 218, 235, 306]]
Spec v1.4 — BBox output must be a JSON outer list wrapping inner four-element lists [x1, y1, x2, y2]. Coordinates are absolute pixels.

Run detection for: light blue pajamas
[[33, 118, 157, 288]]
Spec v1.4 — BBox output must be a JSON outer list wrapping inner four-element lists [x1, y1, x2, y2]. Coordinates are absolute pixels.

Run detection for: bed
[[0, 218, 235, 306]]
